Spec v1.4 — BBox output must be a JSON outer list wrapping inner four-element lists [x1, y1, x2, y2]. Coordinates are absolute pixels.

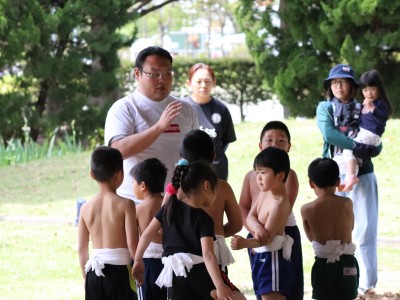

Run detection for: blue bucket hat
[[323, 64, 359, 89]]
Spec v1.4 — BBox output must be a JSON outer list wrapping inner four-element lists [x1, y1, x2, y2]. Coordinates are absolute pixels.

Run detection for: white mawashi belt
[[155, 253, 204, 288], [253, 234, 294, 260], [143, 242, 163, 259], [214, 235, 235, 271], [84, 248, 131, 277], [313, 240, 356, 263]]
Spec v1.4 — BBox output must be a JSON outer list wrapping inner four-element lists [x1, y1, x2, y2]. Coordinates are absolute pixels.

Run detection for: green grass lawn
[[0, 118, 399, 299]]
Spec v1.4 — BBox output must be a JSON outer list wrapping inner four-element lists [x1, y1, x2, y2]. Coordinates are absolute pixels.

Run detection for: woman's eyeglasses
[[331, 79, 349, 87]]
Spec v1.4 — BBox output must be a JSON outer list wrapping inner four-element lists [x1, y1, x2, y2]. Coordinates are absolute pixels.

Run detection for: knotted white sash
[[84, 248, 131, 277], [155, 253, 204, 288], [312, 240, 356, 263], [253, 234, 294, 260]]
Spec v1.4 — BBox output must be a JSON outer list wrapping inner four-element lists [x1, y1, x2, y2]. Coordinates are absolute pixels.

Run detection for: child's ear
[[258, 143, 263, 151], [287, 142, 292, 153], [90, 170, 95, 180], [334, 178, 340, 187], [277, 171, 286, 181], [309, 179, 315, 189], [202, 180, 210, 191], [140, 181, 147, 191], [115, 170, 124, 182]]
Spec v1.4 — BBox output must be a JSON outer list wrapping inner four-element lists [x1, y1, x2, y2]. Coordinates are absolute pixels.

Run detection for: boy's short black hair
[[260, 121, 291, 143], [308, 158, 339, 188], [91, 146, 123, 182], [130, 158, 167, 194], [253, 147, 290, 182], [179, 129, 214, 163]]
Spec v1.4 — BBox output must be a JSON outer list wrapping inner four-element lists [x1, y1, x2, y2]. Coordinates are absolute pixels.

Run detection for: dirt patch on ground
[[356, 291, 400, 300]]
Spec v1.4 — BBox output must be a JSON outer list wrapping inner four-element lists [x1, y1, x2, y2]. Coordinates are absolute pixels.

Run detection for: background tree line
[[0, 0, 398, 148], [236, 0, 400, 117]]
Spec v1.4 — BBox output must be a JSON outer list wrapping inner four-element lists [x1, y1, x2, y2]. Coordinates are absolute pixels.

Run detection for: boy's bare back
[[79, 190, 138, 255], [301, 193, 354, 244], [203, 179, 242, 237], [136, 195, 163, 244]]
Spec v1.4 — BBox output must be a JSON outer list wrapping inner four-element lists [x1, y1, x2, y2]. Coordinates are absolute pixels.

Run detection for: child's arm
[[132, 217, 161, 286], [286, 169, 299, 209], [221, 181, 243, 237], [246, 195, 270, 244], [125, 200, 139, 259], [238, 171, 253, 232], [263, 201, 290, 241], [201, 236, 233, 299], [77, 206, 89, 279], [230, 235, 264, 250], [300, 204, 314, 242]]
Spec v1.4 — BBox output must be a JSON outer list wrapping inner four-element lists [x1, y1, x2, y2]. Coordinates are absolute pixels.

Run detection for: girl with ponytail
[[132, 161, 234, 300]]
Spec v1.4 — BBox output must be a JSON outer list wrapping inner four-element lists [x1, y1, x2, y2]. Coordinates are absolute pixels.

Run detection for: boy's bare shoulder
[[217, 179, 234, 193], [302, 194, 352, 211], [289, 168, 298, 177], [334, 194, 353, 208], [136, 196, 161, 213], [104, 192, 136, 212], [243, 169, 256, 181]]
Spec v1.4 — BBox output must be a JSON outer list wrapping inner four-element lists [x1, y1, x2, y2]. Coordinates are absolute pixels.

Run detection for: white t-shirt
[[104, 91, 199, 204]]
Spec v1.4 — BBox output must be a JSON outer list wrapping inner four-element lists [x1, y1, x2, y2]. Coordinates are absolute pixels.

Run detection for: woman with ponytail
[[132, 161, 234, 300]]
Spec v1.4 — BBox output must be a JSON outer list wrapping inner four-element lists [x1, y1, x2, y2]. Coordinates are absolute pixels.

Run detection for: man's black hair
[[135, 46, 173, 69]]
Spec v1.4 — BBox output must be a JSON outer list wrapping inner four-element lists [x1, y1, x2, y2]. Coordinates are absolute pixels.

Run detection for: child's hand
[[254, 227, 270, 245], [362, 98, 375, 113], [132, 259, 145, 286], [216, 283, 233, 300], [230, 235, 245, 250]]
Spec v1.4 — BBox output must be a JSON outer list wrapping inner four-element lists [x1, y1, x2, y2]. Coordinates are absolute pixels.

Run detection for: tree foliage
[[236, 0, 400, 117], [0, 0, 178, 142]]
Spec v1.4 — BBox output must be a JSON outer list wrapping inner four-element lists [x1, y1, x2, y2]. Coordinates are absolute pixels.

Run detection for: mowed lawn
[[0, 118, 399, 299]]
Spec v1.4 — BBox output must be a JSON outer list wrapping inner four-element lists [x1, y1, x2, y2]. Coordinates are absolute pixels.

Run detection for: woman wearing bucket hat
[[316, 64, 382, 296]]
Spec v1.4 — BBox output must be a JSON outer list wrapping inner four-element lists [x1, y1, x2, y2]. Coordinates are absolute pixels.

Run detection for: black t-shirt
[[183, 97, 236, 180], [155, 200, 215, 257]]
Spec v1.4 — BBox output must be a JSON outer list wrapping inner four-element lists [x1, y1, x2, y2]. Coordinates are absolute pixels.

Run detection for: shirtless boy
[[231, 147, 294, 300], [239, 121, 303, 299], [78, 146, 139, 300], [130, 158, 167, 300], [301, 158, 359, 300]]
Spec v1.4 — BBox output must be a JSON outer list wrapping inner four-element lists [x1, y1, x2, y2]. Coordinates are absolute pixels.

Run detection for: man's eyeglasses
[[331, 79, 349, 87], [139, 68, 175, 79]]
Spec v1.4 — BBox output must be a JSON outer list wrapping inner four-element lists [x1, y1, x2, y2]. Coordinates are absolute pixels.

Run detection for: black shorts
[[141, 258, 166, 299], [311, 255, 359, 300], [85, 264, 138, 300]]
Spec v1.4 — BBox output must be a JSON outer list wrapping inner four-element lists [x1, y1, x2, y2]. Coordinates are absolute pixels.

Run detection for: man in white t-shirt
[[104, 46, 199, 204]]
